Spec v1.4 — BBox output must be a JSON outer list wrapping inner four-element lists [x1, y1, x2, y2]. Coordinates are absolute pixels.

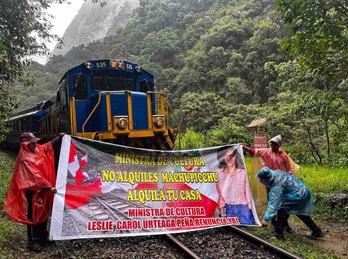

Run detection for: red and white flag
[[68, 142, 86, 185], [80, 151, 88, 168], [65, 142, 102, 208]]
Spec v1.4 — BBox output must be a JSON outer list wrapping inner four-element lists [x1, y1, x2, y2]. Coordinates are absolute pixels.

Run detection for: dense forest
[[1, 0, 348, 166]]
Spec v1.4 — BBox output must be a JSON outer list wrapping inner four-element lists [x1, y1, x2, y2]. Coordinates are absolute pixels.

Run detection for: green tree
[[273, 0, 348, 165], [276, 0, 348, 80], [0, 0, 56, 137], [267, 68, 348, 166], [177, 91, 230, 133], [206, 117, 248, 146], [139, 28, 181, 68], [225, 77, 252, 104], [0, 0, 106, 137]]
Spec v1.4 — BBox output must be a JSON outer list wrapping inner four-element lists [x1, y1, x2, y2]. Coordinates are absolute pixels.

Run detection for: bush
[[0, 150, 16, 206], [283, 144, 314, 165], [0, 149, 21, 257], [179, 129, 206, 149], [206, 117, 252, 147], [331, 143, 348, 168], [312, 192, 348, 223]]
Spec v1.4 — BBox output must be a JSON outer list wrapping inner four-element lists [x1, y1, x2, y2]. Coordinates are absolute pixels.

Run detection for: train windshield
[[92, 74, 136, 91]]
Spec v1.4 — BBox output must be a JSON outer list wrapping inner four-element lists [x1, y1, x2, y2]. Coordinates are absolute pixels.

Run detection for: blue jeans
[[226, 204, 255, 224]]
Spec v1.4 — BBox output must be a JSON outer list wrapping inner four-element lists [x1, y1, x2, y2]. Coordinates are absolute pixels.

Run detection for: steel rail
[[88, 194, 298, 259], [164, 234, 201, 259], [224, 226, 302, 259]]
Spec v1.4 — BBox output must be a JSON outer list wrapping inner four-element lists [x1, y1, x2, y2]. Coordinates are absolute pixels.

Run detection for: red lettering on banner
[[87, 221, 114, 231], [115, 220, 142, 230], [166, 207, 175, 216], [128, 208, 165, 217], [142, 219, 176, 229], [176, 218, 195, 228], [193, 217, 240, 227], [175, 207, 205, 216], [227, 217, 240, 224]]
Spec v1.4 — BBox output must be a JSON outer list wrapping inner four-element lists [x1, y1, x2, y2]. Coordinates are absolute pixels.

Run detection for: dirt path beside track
[[255, 202, 348, 258]]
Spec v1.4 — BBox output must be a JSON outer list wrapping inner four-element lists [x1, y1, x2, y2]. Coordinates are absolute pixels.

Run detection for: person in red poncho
[[3, 132, 63, 253], [242, 135, 299, 233]]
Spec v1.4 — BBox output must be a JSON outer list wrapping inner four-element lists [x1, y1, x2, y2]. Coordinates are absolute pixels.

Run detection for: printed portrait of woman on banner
[[216, 146, 256, 224]]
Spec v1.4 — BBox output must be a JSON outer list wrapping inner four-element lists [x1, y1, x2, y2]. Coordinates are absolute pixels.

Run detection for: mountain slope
[[51, 0, 139, 56]]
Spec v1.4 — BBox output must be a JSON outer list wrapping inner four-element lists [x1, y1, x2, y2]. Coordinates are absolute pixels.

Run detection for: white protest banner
[[50, 135, 260, 240]]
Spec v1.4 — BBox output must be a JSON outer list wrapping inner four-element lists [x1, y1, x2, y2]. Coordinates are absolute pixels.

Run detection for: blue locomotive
[[2, 59, 180, 150]]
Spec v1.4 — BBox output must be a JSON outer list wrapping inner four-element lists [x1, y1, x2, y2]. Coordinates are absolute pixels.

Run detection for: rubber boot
[[306, 227, 325, 240]]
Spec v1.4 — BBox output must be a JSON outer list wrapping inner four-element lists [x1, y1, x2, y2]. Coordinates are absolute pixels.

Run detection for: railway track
[[80, 193, 301, 258], [223, 226, 301, 259], [168, 226, 301, 259]]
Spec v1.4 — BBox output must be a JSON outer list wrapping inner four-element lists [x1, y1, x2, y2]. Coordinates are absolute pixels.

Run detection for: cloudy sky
[[32, 0, 84, 64], [47, 0, 84, 47]]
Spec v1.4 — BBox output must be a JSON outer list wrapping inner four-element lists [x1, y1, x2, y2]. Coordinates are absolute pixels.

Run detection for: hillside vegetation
[[9, 0, 348, 167]]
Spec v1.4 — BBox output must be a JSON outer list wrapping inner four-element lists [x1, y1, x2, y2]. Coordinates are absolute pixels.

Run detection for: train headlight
[[116, 118, 128, 129], [135, 65, 143, 73], [84, 62, 93, 69], [110, 60, 124, 69], [154, 117, 165, 128], [110, 60, 118, 69], [117, 61, 124, 69]]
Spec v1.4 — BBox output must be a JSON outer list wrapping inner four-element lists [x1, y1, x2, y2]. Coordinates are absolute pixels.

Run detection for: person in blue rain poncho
[[256, 167, 325, 241]]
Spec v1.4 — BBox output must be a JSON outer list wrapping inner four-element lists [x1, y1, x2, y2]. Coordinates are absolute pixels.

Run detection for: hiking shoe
[[27, 242, 42, 253], [284, 225, 293, 233], [272, 231, 285, 241], [306, 228, 325, 240]]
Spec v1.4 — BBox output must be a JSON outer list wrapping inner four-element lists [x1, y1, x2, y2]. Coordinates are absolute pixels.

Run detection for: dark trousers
[[25, 190, 49, 244], [276, 208, 318, 233]]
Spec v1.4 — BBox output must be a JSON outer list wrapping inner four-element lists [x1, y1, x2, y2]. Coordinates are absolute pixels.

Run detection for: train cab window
[[92, 74, 136, 91], [140, 80, 153, 93], [73, 75, 88, 100]]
